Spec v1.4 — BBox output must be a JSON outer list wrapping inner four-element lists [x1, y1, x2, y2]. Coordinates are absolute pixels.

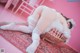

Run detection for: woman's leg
[[26, 6, 44, 53], [26, 28, 41, 53], [26, 6, 57, 53], [33, 7, 57, 33], [0, 23, 33, 33]]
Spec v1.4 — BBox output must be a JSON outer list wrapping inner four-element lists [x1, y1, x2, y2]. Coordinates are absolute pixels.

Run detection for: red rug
[[0, 23, 78, 53]]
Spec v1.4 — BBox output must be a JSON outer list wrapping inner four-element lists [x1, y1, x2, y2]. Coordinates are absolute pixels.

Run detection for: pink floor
[[0, 35, 23, 53], [0, 0, 80, 53], [0, 5, 25, 53]]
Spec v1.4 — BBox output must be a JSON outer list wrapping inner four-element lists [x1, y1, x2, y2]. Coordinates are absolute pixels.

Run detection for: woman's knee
[[32, 32, 40, 41], [32, 28, 42, 35], [32, 28, 41, 40]]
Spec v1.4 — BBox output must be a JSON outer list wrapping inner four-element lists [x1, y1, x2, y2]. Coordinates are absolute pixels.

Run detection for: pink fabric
[[0, 22, 77, 53], [0, 29, 77, 53]]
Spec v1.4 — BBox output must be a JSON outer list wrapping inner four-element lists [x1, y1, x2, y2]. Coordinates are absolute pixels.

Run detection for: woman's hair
[[61, 13, 75, 29]]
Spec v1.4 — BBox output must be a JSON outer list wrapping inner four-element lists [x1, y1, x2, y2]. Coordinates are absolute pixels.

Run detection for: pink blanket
[[0, 23, 77, 53]]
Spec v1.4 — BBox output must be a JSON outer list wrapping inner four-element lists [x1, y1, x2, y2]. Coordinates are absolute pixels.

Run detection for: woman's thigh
[[34, 8, 57, 34]]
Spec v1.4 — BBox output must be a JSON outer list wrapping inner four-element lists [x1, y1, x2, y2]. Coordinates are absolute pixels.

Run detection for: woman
[[0, 6, 75, 53]]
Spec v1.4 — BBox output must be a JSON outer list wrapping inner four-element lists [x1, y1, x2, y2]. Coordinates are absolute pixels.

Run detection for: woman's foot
[[0, 23, 16, 30]]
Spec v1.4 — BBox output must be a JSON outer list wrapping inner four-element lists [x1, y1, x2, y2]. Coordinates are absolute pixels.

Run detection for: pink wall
[[43, 0, 80, 52]]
